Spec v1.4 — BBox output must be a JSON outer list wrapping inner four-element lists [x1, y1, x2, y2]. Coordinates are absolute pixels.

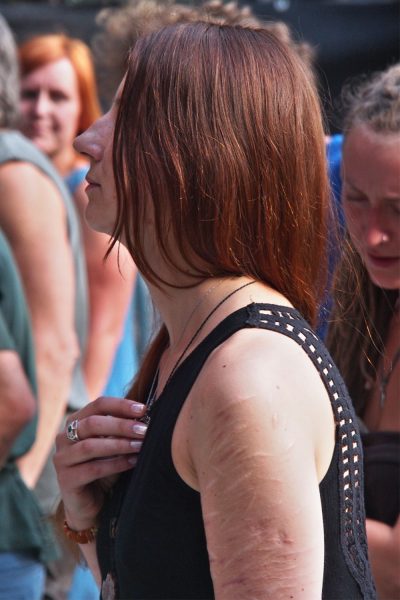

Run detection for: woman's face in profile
[[20, 57, 82, 163], [342, 124, 400, 290], [73, 86, 122, 236]]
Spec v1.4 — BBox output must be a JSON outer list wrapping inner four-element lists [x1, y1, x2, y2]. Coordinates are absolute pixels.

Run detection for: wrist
[[64, 509, 98, 534], [63, 519, 98, 545]]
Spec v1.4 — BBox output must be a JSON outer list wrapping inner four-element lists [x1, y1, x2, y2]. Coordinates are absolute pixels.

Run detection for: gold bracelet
[[63, 520, 98, 544]]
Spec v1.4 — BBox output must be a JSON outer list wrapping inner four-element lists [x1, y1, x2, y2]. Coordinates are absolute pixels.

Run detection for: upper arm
[[189, 331, 330, 599], [0, 162, 76, 339]]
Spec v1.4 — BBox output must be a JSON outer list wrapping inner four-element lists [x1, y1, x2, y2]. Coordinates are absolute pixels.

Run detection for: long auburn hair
[[19, 33, 101, 133], [110, 22, 331, 402]]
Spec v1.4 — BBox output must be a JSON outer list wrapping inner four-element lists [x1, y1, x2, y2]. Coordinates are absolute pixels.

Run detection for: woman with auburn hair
[[327, 64, 400, 599], [19, 34, 136, 401], [54, 23, 375, 599]]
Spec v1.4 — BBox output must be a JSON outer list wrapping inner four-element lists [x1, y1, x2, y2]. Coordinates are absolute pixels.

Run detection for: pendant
[[101, 572, 117, 600]]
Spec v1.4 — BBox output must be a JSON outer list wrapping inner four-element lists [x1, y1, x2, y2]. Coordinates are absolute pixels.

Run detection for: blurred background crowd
[[0, 0, 398, 599]]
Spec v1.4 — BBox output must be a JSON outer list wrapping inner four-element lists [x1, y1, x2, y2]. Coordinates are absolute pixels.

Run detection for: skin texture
[[0, 350, 36, 469], [55, 88, 336, 598], [342, 125, 400, 599], [20, 61, 136, 399], [342, 125, 400, 291], [173, 325, 334, 599], [0, 160, 78, 487]]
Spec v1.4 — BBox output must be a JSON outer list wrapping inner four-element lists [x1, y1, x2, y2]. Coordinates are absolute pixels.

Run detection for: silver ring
[[66, 419, 80, 443]]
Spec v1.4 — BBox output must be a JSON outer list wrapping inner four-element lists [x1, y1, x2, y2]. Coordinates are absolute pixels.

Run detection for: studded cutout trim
[[246, 304, 376, 599]]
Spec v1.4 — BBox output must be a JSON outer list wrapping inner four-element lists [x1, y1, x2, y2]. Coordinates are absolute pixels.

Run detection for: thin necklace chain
[[175, 278, 226, 348], [142, 280, 256, 423]]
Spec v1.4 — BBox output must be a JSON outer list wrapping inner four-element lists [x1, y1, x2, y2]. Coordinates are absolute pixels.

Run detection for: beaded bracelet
[[63, 520, 98, 544]]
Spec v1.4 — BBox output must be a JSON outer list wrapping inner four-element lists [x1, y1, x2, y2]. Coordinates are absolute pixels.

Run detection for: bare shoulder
[[187, 326, 335, 483], [195, 327, 331, 425], [0, 161, 64, 210], [0, 161, 65, 234]]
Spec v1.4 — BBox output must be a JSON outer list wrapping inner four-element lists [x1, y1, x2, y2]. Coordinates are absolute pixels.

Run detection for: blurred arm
[[0, 344, 36, 468], [366, 516, 400, 599], [73, 182, 136, 399], [0, 162, 78, 487]]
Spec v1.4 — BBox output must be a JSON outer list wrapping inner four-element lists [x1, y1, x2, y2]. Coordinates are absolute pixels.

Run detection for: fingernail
[[130, 403, 144, 415], [130, 440, 142, 450], [132, 423, 147, 435], [128, 456, 137, 465]]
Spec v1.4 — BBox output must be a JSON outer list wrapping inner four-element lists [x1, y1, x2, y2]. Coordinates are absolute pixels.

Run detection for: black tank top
[[97, 303, 376, 599]]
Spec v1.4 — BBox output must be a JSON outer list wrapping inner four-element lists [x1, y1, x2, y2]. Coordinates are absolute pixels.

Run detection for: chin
[[85, 211, 114, 236], [370, 273, 400, 291], [85, 215, 114, 235]]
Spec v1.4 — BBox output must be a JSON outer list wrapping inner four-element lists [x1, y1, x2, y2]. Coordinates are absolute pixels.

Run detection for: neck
[[148, 276, 248, 346], [147, 274, 290, 351]]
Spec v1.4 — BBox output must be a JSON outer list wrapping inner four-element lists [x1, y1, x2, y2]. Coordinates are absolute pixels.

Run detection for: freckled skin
[[172, 327, 335, 599]]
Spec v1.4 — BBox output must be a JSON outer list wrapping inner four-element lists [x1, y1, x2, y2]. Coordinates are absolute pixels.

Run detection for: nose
[[32, 91, 51, 117], [74, 118, 104, 162], [364, 208, 390, 248]]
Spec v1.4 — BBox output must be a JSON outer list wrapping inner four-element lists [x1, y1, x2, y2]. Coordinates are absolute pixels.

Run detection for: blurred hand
[[54, 396, 147, 530]]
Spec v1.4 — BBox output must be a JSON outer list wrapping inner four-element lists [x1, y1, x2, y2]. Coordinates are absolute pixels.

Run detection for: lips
[[367, 254, 400, 269], [85, 175, 100, 187]]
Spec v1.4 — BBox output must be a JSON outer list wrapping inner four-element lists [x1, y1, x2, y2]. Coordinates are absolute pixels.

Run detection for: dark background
[[1, 0, 399, 131]]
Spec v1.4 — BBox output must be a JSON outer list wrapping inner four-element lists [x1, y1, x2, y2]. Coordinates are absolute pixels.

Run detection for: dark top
[[97, 303, 376, 599], [362, 431, 400, 527], [0, 230, 56, 562]]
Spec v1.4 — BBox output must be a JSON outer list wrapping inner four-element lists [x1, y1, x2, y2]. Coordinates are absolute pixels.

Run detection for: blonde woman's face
[[342, 125, 400, 290], [20, 58, 81, 161]]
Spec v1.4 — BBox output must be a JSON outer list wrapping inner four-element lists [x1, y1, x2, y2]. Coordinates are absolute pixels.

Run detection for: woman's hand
[[54, 396, 147, 531]]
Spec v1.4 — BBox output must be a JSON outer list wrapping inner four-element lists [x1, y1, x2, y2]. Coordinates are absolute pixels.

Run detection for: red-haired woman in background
[[19, 34, 136, 401], [54, 23, 375, 599]]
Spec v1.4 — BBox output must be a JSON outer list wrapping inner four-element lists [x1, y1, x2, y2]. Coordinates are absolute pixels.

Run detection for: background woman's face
[[342, 125, 400, 290], [20, 57, 82, 160]]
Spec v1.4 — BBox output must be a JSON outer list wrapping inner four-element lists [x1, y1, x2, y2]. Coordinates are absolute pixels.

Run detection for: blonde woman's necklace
[[142, 279, 256, 424]]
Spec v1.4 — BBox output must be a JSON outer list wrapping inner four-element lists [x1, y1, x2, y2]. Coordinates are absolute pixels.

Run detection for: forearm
[[17, 336, 78, 487], [83, 312, 124, 399], [66, 514, 102, 588], [0, 351, 36, 467], [84, 261, 136, 399], [79, 545, 102, 588]]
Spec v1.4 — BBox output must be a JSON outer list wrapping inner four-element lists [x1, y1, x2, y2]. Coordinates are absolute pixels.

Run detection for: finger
[[74, 414, 148, 441], [58, 455, 137, 491], [68, 397, 146, 423], [56, 437, 144, 468]]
